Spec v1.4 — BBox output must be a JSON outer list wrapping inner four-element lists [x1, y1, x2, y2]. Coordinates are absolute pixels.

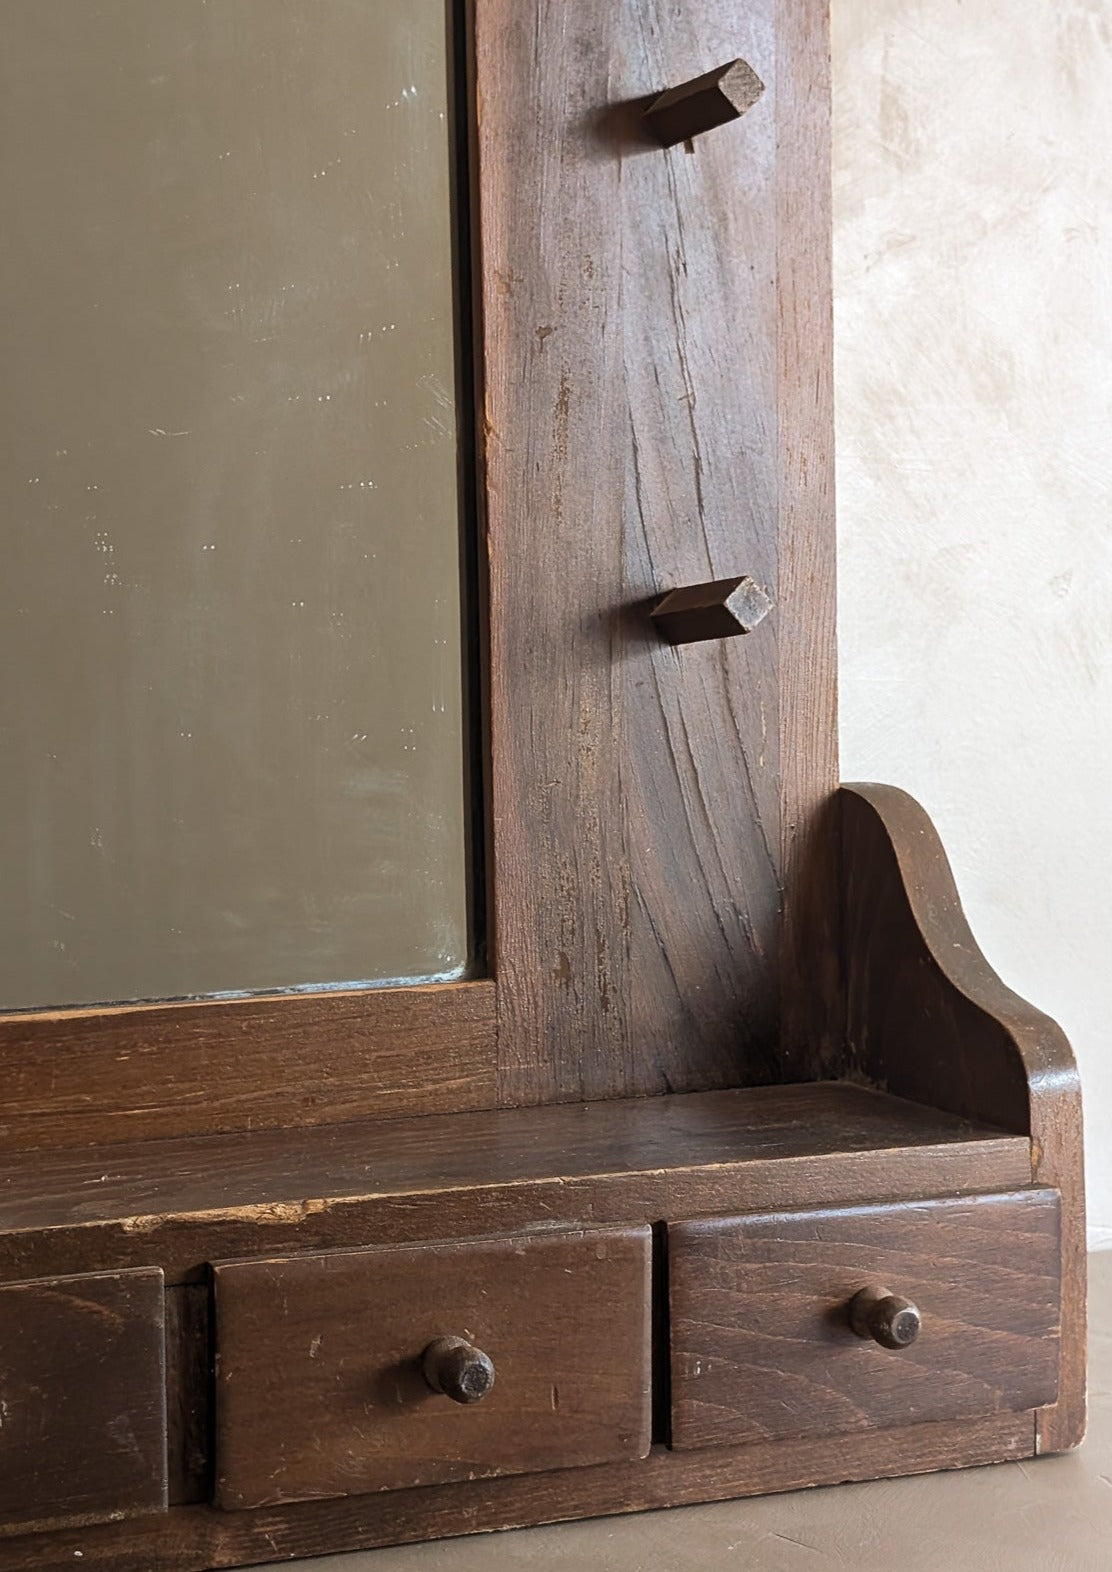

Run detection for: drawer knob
[[848, 1286, 922, 1350], [421, 1337, 496, 1405]]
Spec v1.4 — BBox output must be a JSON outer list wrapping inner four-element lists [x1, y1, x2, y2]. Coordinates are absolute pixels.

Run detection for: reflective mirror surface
[[0, 1, 471, 1009]]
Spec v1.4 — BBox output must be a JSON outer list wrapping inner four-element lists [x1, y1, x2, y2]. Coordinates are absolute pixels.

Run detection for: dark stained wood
[[0, 0, 838, 1160], [212, 1229, 652, 1508], [841, 787, 1031, 1131], [0, 0, 836, 1154], [651, 576, 774, 646], [6, 1414, 1034, 1569], [776, 0, 841, 1080], [0, 980, 496, 1152], [1032, 1064, 1087, 1456], [0, 1085, 1031, 1285], [0, 0, 1086, 1558], [166, 1284, 211, 1507], [0, 1268, 167, 1535], [0, 0, 846, 1138], [669, 1190, 1061, 1452], [0, 1084, 1008, 1230], [644, 60, 767, 149], [480, 0, 790, 1104], [840, 783, 1086, 1454]]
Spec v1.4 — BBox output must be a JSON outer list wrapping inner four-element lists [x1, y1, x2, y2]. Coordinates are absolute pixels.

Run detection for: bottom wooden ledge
[[9, 1413, 1036, 1571]]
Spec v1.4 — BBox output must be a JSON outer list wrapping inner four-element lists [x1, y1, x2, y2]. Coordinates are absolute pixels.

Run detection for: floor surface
[[289, 1252, 1112, 1572]]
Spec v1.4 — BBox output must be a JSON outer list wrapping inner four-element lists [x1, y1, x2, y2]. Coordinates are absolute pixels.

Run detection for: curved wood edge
[[840, 782, 1086, 1454]]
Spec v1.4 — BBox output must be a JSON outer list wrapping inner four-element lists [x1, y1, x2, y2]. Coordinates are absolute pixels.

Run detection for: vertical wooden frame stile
[[481, 0, 841, 1108], [774, 0, 840, 1079]]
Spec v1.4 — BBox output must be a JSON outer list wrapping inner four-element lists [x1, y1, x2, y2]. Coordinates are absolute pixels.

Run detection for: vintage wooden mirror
[[0, 1, 1084, 1565]]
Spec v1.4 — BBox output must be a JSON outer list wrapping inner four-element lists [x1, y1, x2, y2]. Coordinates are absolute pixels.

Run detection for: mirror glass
[[0, 0, 472, 1009]]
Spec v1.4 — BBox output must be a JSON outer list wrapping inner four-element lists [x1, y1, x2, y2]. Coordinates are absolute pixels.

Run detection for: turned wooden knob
[[421, 1337, 496, 1405], [644, 59, 766, 149], [848, 1286, 922, 1350]]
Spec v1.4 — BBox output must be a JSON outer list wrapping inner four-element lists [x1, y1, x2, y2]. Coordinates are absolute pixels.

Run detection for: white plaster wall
[[833, 0, 1112, 1247]]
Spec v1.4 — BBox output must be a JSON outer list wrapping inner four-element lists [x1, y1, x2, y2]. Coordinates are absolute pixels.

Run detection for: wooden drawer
[[669, 1190, 1061, 1451], [0, 1268, 167, 1533], [213, 1227, 652, 1509]]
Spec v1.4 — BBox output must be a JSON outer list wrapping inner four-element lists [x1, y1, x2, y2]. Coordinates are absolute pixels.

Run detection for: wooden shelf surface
[[0, 1083, 1028, 1239]]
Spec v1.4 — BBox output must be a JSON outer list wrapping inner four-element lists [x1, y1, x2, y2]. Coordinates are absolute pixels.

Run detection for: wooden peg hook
[[643, 59, 766, 149], [651, 576, 774, 646]]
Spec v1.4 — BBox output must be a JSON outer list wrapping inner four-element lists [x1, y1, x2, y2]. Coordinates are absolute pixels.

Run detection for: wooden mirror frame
[[0, 0, 836, 1152], [0, 1, 1084, 1565]]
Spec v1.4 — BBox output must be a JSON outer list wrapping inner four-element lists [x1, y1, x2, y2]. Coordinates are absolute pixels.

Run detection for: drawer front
[[0, 1268, 168, 1533], [213, 1227, 652, 1509], [670, 1190, 1060, 1451]]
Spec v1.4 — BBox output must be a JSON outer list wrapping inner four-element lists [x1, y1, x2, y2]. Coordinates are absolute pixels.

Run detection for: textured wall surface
[[834, 0, 1112, 1245]]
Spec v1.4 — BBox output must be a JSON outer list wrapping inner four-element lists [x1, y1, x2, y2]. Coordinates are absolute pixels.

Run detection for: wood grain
[[480, 0, 789, 1103], [213, 1229, 651, 1507], [5, 1415, 1034, 1570], [840, 783, 1086, 1454], [669, 1190, 1061, 1451], [0, 1268, 167, 1535], [0, 980, 496, 1151], [0, 0, 1083, 1559], [0, 0, 842, 1136], [776, 0, 841, 1078], [0, 1085, 1031, 1285]]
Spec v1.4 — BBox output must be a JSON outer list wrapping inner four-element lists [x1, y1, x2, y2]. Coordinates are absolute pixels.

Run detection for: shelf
[[0, 1084, 1031, 1287]]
